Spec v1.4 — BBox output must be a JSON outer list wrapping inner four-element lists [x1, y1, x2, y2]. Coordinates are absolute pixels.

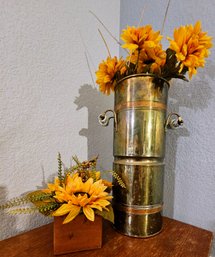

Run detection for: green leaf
[[95, 205, 114, 223], [161, 48, 188, 81]]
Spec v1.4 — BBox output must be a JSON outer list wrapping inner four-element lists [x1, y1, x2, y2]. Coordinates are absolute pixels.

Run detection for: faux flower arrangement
[[95, 21, 213, 95], [0, 154, 125, 224]]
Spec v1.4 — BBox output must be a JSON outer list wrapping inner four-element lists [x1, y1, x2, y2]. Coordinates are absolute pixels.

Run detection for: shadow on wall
[[0, 186, 17, 240], [163, 62, 214, 218], [74, 84, 114, 179], [73, 64, 215, 217]]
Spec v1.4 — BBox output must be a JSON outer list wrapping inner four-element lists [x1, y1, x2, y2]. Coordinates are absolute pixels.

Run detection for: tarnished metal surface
[[97, 74, 181, 237], [113, 75, 169, 158], [112, 157, 164, 237], [113, 208, 163, 237], [113, 158, 164, 206], [112, 75, 169, 237]]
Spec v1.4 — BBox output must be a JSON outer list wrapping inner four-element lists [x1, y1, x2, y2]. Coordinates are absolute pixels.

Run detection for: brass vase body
[[112, 74, 169, 237]]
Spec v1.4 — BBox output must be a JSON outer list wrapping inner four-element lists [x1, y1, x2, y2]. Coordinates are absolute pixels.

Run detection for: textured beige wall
[[1, 1, 214, 255], [120, 0, 215, 255], [0, 0, 120, 240]]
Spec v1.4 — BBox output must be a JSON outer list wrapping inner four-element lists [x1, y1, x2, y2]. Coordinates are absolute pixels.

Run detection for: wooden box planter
[[54, 214, 103, 255]]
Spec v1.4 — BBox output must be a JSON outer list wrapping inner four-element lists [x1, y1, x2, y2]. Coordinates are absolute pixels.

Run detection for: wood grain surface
[[54, 215, 102, 255], [0, 217, 213, 257]]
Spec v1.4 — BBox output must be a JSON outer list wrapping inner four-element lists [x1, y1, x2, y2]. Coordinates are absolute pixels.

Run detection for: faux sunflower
[[0, 154, 125, 224], [49, 173, 112, 223], [95, 21, 212, 95], [168, 21, 213, 79], [95, 56, 125, 95]]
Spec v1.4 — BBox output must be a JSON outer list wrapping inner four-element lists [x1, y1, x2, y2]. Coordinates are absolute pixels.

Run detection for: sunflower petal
[[52, 204, 72, 216], [83, 206, 95, 221], [63, 205, 81, 224], [90, 204, 103, 212]]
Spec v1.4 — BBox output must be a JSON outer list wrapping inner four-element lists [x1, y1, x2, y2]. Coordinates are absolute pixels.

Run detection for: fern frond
[[0, 191, 55, 211], [72, 155, 81, 166], [27, 191, 53, 203], [7, 207, 38, 215], [38, 202, 60, 216], [109, 170, 126, 188], [57, 152, 64, 186], [0, 196, 29, 210]]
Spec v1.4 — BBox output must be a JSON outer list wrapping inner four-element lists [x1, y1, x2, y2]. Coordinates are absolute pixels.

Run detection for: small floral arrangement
[[0, 154, 125, 224], [95, 21, 213, 95]]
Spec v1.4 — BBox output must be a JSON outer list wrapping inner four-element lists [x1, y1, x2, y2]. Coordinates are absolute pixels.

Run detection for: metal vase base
[[113, 207, 163, 238], [113, 157, 164, 237]]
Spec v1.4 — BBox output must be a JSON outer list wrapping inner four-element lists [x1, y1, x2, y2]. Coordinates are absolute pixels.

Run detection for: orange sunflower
[[129, 44, 166, 74], [168, 21, 213, 78], [95, 56, 125, 95], [121, 25, 162, 52], [48, 173, 112, 223]]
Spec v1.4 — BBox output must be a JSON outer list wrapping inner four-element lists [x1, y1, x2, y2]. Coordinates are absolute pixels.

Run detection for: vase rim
[[116, 73, 170, 88]]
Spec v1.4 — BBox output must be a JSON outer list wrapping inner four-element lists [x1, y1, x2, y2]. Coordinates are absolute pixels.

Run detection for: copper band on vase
[[114, 203, 163, 215], [115, 100, 167, 113], [112, 74, 169, 238]]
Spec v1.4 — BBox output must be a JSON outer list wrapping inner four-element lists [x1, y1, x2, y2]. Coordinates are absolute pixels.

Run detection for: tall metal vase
[[99, 74, 183, 238]]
